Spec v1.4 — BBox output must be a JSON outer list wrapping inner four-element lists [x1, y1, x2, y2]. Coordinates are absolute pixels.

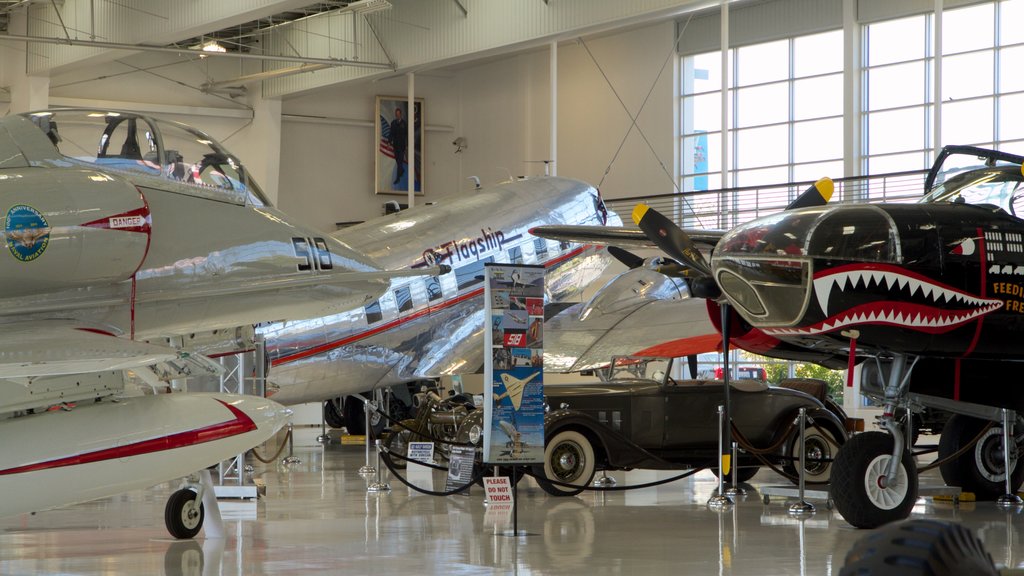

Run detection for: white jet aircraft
[[0, 109, 443, 538]]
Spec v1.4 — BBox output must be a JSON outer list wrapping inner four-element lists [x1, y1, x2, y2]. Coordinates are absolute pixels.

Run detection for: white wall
[[276, 20, 678, 230]]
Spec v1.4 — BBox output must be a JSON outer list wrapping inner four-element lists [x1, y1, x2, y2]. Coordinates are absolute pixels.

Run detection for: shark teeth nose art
[[764, 263, 1003, 336]]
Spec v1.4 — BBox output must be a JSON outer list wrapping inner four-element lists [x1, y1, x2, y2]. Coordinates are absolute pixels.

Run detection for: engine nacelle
[[0, 168, 149, 297]]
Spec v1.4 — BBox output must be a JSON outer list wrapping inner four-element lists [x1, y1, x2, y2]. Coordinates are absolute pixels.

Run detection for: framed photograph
[[375, 96, 424, 195]]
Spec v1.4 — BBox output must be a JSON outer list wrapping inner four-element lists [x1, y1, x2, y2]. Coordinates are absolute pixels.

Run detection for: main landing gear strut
[[832, 354, 920, 529], [831, 353, 1024, 529]]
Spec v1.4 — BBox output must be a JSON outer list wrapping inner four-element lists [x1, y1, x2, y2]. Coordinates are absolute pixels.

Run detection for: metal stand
[[593, 471, 617, 487], [788, 407, 815, 518], [997, 408, 1023, 509], [724, 441, 746, 497], [367, 439, 391, 493], [283, 422, 301, 465], [708, 404, 734, 510], [214, 348, 258, 499], [359, 396, 376, 475]]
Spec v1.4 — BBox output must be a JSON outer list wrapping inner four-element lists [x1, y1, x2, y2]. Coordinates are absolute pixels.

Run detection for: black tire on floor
[[938, 414, 1024, 501], [840, 519, 998, 576], [533, 430, 596, 496], [830, 431, 918, 529], [324, 398, 345, 429], [164, 541, 204, 576], [165, 488, 204, 540]]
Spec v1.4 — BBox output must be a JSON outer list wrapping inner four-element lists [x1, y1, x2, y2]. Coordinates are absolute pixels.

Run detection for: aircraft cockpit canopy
[[23, 109, 270, 207], [921, 145, 1024, 216]]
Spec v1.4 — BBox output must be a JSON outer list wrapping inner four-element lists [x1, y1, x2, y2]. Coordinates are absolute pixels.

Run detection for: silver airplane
[[0, 109, 442, 538], [259, 176, 618, 429]]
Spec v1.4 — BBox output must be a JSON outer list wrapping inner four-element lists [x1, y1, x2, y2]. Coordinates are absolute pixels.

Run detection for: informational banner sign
[[483, 263, 546, 464]]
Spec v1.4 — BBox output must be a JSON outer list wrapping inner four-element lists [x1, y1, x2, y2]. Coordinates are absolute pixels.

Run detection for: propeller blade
[[687, 354, 698, 379], [607, 246, 645, 269], [631, 204, 713, 278], [785, 177, 834, 211]]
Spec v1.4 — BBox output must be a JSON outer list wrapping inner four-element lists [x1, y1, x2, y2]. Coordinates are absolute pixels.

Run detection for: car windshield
[[597, 357, 673, 384]]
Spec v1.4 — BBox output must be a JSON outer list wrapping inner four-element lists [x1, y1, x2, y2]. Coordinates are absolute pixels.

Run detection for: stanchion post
[[724, 440, 745, 497], [997, 408, 1023, 508], [788, 407, 814, 517], [359, 398, 376, 475], [707, 404, 733, 510], [283, 422, 301, 465], [367, 439, 391, 493]]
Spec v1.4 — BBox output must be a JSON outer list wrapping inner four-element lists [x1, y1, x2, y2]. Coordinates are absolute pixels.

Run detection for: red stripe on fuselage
[[271, 246, 589, 367], [0, 399, 256, 476]]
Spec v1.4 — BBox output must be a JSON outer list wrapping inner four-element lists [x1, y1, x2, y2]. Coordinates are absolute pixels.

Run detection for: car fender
[[543, 409, 673, 470]]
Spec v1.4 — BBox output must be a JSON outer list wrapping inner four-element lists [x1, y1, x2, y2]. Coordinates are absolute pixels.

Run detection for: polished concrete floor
[[2, 427, 1023, 575]]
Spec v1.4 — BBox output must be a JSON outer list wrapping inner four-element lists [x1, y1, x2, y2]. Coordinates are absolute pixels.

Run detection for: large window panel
[[868, 108, 927, 156], [942, 52, 994, 100], [999, 93, 1024, 140], [794, 118, 843, 162], [999, 45, 1024, 93], [735, 166, 789, 188], [737, 40, 788, 86], [867, 15, 927, 66], [942, 3, 994, 55], [794, 30, 843, 77], [1001, 0, 1024, 46], [793, 160, 844, 183], [736, 125, 789, 169], [942, 98, 994, 146], [868, 151, 929, 174], [794, 75, 843, 120], [868, 62, 927, 110], [736, 84, 789, 128], [686, 92, 723, 133], [683, 51, 723, 93]]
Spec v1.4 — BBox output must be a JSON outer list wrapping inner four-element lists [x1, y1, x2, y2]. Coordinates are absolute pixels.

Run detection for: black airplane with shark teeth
[[535, 144, 1024, 529]]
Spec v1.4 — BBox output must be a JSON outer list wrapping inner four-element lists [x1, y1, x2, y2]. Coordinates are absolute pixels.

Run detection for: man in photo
[[388, 107, 408, 186]]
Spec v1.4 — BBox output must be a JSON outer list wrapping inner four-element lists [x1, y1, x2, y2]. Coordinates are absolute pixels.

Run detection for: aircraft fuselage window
[[394, 286, 413, 313], [455, 256, 494, 290], [534, 237, 549, 260], [426, 276, 443, 302], [365, 300, 383, 325]]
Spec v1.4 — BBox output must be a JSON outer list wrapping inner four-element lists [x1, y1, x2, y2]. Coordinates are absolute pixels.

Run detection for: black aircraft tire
[[831, 431, 918, 529], [323, 398, 345, 429], [165, 489, 204, 540], [840, 519, 997, 576], [343, 397, 367, 436], [534, 430, 595, 496], [938, 414, 1024, 501]]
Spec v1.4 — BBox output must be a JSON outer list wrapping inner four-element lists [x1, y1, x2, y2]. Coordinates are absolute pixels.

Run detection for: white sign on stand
[[408, 442, 435, 464]]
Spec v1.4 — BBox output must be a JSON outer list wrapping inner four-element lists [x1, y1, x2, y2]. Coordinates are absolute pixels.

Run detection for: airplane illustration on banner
[[494, 370, 541, 411]]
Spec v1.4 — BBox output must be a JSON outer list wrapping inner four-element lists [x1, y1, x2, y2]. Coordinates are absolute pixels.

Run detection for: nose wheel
[[165, 488, 205, 539], [831, 431, 918, 529]]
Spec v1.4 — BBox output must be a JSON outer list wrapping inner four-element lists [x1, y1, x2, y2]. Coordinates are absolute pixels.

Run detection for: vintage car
[[530, 357, 850, 495]]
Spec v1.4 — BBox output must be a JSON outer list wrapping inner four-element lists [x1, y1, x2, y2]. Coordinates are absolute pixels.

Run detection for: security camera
[[452, 136, 467, 153]]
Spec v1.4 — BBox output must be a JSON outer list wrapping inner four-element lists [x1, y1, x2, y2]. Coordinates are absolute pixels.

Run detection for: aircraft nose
[[712, 204, 901, 327]]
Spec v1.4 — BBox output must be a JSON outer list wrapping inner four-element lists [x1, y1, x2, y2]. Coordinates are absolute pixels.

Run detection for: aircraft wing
[[544, 298, 721, 373], [0, 320, 217, 379], [531, 225, 725, 249]]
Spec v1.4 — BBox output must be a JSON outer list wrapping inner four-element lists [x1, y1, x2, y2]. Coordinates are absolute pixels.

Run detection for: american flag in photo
[[379, 115, 395, 159]]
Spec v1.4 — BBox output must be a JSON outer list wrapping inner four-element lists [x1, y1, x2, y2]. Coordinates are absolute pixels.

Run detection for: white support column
[[3, 10, 49, 114], [244, 94, 283, 206], [842, 0, 862, 185], [550, 40, 558, 177], [407, 72, 416, 208], [719, 0, 729, 194], [933, 0, 942, 156]]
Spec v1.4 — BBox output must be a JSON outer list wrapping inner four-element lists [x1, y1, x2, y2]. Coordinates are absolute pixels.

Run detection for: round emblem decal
[[5, 204, 50, 262]]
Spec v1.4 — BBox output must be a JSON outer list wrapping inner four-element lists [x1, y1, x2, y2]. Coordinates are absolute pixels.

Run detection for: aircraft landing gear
[[165, 488, 204, 539], [832, 353, 920, 528]]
